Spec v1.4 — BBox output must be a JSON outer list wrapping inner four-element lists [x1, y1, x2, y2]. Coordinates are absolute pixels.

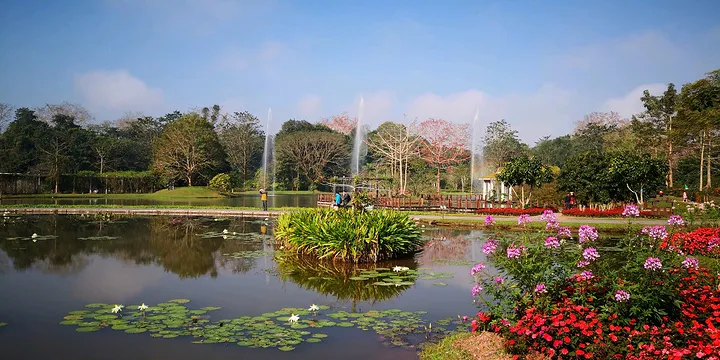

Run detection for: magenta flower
[[506, 244, 526, 259], [614, 290, 630, 302], [643, 257, 662, 271], [578, 225, 599, 243], [534, 283, 547, 293], [681, 257, 699, 270], [482, 239, 498, 254], [544, 236, 560, 249], [545, 218, 559, 230], [471, 284, 483, 297], [641, 226, 668, 241], [517, 214, 531, 225], [462, 315, 469, 322], [622, 204, 640, 217], [493, 276, 504, 284], [578, 271, 594, 280], [582, 247, 600, 261], [709, 238, 719, 250], [667, 215, 685, 226], [470, 262, 486, 276], [576, 260, 590, 268], [484, 215, 495, 226], [557, 226, 572, 238], [540, 209, 556, 221]]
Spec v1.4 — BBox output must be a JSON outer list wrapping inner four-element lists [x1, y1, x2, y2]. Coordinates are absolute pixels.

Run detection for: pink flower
[[557, 226, 572, 238], [614, 290, 630, 302], [482, 239, 498, 254], [681, 257, 699, 270], [493, 276, 504, 284], [641, 226, 668, 241], [578, 271, 594, 280], [540, 209, 556, 221], [578, 225, 598, 243], [484, 215, 495, 225], [534, 283, 547, 293], [622, 204, 640, 217], [582, 247, 600, 261], [576, 260, 590, 268], [471, 284, 483, 297], [518, 214, 531, 225], [506, 244, 526, 259], [545, 218, 559, 230], [544, 236, 560, 249], [643, 257, 662, 271], [667, 215, 684, 226], [470, 262, 486, 276]]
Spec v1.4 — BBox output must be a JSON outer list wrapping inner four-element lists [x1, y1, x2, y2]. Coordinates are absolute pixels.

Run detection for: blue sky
[[0, 0, 718, 142]]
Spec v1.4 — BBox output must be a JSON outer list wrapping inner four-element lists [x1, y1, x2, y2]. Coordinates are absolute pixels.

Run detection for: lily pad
[[75, 326, 100, 332], [168, 299, 190, 304]]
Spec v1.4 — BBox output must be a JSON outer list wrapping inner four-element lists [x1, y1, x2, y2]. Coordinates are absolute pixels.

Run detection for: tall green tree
[[218, 111, 265, 187], [38, 114, 93, 192], [608, 152, 668, 204], [152, 113, 225, 186], [558, 152, 614, 204], [0, 108, 49, 173], [674, 69, 720, 191], [483, 120, 527, 170], [275, 131, 349, 189], [632, 84, 679, 187], [496, 155, 553, 206]]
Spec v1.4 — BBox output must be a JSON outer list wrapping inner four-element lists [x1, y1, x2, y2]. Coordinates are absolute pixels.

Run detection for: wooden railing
[[317, 194, 560, 212]]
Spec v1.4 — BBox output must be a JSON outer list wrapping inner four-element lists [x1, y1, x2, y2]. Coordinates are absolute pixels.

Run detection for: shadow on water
[[0, 215, 484, 360]]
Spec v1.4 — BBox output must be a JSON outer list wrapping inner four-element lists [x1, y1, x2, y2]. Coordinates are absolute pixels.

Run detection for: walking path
[[2, 207, 668, 225]]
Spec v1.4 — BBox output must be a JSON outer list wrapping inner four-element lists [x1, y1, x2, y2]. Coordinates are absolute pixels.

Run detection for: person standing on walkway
[[335, 191, 342, 208], [260, 189, 268, 211]]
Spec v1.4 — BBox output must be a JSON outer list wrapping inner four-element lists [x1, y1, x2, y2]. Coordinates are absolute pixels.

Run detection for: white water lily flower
[[138, 303, 148, 311], [222, 235, 228, 239], [288, 314, 299, 323], [309, 304, 320, 312], [264, 218, 269, 221], [222, 229, 229, 234], [111, 304, 124, 313], [393, 266, 403, 272], [31, 233, 38, 238]]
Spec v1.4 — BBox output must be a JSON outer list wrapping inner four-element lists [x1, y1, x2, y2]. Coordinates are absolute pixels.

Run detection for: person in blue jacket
[[335, 191, 342, 207]]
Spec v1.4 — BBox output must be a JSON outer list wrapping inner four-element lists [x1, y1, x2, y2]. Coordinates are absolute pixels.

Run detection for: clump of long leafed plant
[[275, 208, 422, 263]]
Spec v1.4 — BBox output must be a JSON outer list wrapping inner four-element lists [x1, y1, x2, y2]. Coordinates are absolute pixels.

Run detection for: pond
[[0, 194, 319, 208], [0, 215, 489, 360]]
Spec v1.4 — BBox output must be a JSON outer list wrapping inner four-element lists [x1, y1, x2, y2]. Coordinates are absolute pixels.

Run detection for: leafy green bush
[[275, 208, 422, 263], [208, 173, 231, 192]]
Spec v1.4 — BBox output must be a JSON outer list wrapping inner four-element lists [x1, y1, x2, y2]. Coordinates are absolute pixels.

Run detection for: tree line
[[0, 68, 717, 203]]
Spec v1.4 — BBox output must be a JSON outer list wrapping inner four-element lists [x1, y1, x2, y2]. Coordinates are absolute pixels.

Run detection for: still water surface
[[0, 194, 319, 208], [0, 215, 488, 360]]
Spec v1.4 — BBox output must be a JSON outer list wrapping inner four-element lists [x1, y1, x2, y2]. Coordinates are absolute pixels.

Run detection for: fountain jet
[[262, 108, 272, 189], [350, 96, 365, 175]]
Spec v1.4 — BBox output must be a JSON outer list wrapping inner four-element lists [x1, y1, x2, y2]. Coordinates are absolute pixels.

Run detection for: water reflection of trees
[[0, 215, 267, 277], [416, 231, 472, 266], [275, 255, 412, 304]]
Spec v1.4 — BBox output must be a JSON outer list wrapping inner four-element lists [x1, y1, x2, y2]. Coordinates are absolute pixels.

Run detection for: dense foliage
[[1, 68, 717, 197], [468, 211, 720, 358], [275, 208, 422, 263]]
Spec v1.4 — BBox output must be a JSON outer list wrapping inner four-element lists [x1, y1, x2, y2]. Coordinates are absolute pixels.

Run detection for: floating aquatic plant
[[223, 250, 276, 259], [59, 300, 463, 351], [0, 322, 7, 327], [78, 236, 120, 241], [6, 234, 58, 242], [199, 231, 271, 241]]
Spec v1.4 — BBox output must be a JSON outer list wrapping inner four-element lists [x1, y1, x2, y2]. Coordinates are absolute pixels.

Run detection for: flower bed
[[465, 209, 720, 359], [661, 227, 720, 257], [562, 207, 655, 218], [474, 207, 557, 216]]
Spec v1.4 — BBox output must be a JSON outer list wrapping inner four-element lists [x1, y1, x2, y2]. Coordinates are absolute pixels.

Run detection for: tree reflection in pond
[[275, 254, 414, 305], [0, 215, 273, 278]]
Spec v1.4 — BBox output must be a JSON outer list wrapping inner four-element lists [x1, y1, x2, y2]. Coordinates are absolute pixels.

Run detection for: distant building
[[478, 172, 512, 201]]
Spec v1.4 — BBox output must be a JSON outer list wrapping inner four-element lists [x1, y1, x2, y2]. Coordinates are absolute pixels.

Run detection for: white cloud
[[74, 70, 164, 114], [403, 84, 576, 143], [296, 94, 323, 119], [602, 83, 668, 119]]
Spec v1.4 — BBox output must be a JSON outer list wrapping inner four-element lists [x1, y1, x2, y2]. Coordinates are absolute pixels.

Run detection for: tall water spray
[[470, 108, 480, 194], [262, 108, 272, 189], [350, 96, 365, 175]]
